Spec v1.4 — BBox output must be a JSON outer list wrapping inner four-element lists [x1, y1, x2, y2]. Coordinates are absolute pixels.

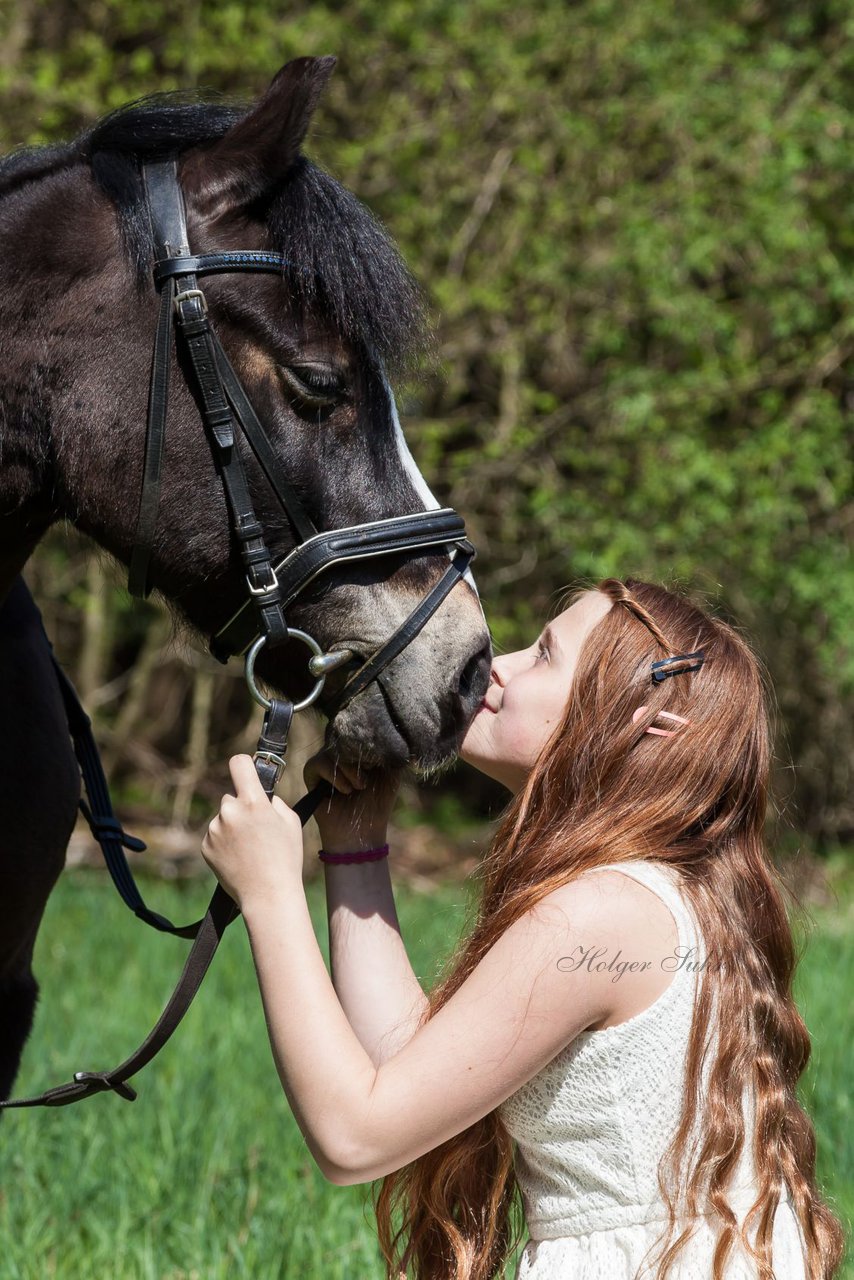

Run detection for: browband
[[153, 252, 289, 283]]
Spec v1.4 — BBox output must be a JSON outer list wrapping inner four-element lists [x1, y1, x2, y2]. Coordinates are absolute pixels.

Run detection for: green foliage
[[1, 0, 851, 840]]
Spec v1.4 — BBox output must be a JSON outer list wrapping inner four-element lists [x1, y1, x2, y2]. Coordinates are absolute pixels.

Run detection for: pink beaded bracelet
[[317, 844, 389, 865]]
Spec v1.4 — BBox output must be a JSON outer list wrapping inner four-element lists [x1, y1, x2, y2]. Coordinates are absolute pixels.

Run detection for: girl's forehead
[[551, 589, 612, 640]]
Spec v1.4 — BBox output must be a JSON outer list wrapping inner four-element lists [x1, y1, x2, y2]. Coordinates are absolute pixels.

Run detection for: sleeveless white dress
[[497, 860, 810, 1279]]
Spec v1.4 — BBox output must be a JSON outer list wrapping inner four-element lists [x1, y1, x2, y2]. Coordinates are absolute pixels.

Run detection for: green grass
[[790, 877, 854, 1276], [0, 868, 850, 1279], [0, 871, 479, 1280]]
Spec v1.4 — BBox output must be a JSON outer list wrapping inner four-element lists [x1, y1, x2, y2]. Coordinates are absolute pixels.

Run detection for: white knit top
[[497, 860, 809, 1279]]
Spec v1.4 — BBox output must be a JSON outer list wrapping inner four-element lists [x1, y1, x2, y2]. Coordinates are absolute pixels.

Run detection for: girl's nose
[[490, 653, 516, 687]]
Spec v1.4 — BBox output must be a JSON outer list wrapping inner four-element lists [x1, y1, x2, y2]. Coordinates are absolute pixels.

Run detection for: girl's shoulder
[[546, 862, 683, 1033], [552, 859, 683, 930]]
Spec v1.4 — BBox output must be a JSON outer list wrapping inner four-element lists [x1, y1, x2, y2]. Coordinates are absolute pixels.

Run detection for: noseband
[[129, 159, 475, 740]]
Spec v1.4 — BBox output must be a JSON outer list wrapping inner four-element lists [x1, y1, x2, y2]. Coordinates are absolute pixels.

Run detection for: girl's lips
[[478, 698, 498, 715]]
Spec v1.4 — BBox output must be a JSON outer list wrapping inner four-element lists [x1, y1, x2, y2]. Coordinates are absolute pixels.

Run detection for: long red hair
[[372, 577, 845, 1280]]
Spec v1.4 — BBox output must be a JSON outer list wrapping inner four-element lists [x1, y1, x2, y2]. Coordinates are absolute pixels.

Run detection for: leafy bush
[[2, 0, 850, 842]]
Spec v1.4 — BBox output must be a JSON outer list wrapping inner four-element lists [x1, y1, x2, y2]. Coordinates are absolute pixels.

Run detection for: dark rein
[[0, 159, 476, 1110]]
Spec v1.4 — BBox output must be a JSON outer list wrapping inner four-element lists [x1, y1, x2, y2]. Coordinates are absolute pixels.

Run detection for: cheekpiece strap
[[144, 158, 190, 259]]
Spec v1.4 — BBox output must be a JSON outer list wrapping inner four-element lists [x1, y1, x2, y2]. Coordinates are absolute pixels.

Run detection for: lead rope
[[0, 643, 332, 1111], [51, 648, 204, 939]]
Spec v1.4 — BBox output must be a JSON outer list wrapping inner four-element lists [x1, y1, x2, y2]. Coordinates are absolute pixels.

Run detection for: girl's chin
[[459, 717, 490, 761], [458, 742, 484, 770], [458, 739, 498, 776]]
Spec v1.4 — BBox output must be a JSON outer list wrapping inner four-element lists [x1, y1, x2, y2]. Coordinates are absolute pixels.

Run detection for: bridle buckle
[[252, 749, 287, 784], [246, 566, 280, 597], [173, 287, 208, 314]]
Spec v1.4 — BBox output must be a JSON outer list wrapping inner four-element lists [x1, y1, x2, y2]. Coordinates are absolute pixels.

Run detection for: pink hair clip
[[632, 705, 690, 737]]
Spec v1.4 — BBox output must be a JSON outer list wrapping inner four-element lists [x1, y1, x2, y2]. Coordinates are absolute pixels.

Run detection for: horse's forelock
[[76, 93, 428, 372]]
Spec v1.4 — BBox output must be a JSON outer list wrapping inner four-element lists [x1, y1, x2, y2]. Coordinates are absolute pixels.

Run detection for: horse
[[0, 57, 491, 1103]]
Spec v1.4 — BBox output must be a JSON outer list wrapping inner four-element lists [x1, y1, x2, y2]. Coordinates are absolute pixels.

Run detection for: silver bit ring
[[244, 631, 326, 713]]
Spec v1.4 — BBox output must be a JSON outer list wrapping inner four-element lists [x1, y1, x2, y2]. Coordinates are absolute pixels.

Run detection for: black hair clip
[[650, 649, 705, 683]]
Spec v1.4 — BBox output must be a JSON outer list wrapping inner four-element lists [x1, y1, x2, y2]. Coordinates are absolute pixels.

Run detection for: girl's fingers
[[304, 753, 335, 785], [228, 753, 266, 799], [334, 761, 366, 792], [305, 751, 364, 794]]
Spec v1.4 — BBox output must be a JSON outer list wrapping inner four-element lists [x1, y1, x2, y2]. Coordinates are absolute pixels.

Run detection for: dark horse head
[[0, 58, 491, 769]]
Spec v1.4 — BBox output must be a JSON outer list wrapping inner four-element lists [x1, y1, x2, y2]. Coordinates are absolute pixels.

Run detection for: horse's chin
[[325, 706, 410, 771], [323, 684, 462, 773]]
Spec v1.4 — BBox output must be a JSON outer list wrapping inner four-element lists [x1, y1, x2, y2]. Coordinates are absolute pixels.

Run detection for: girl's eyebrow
[[543, 624, 562, 657]]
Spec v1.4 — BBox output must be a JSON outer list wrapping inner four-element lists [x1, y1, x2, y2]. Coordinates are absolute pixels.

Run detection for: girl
[[202, 577, 844, 1280]]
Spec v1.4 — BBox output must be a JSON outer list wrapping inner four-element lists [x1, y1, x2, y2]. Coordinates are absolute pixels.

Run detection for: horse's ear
[[185, 56, 337, 215]]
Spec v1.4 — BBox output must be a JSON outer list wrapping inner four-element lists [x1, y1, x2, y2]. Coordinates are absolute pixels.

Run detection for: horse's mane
[[0, 93, 425, 370]]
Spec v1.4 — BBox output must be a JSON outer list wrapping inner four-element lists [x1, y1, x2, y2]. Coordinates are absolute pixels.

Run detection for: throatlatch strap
[[128, 158, 190, 600], [128, 276, 175, 599]]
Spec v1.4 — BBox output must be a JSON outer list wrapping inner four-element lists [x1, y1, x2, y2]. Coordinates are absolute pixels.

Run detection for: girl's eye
[[536, 642, 549, 664], [280, 363, 347, 408]]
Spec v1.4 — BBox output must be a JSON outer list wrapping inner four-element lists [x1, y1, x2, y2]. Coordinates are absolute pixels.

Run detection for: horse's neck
[[0, 173, 70, 568], [0, 166, 128, 580]]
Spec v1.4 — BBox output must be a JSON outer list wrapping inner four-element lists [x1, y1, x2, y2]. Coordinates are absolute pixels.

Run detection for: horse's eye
[[280, 362, 347, 408]]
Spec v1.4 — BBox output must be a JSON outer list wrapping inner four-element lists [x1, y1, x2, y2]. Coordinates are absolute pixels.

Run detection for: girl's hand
[[201, 754, 304, 909], [304, 749, 401, 853]]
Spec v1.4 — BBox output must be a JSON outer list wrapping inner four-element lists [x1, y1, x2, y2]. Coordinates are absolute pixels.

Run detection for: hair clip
[[650, 649, 705, 683], [632, 706, 690, 737]]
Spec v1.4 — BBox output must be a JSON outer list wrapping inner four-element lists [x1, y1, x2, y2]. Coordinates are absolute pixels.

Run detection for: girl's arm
[[323, 859, 429, 1067], [309, 753, 429, 1067], [202, 756, 636, 1186]]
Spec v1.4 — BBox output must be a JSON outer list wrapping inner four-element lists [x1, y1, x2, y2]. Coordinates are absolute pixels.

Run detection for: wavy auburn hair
[[372, 577, 845, 1280]]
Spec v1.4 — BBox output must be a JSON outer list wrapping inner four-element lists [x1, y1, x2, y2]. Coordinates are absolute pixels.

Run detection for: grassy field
[[0, 864, 850, 1279]]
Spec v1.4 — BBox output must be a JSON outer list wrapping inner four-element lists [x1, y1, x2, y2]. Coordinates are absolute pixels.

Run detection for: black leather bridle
[[129, 159, 476, 738], [0, 158, 480, 1112]]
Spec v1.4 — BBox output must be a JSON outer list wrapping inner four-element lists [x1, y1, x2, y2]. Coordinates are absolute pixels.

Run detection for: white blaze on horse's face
[[384, 379, 482, 606], [317, 378, 489, 769]]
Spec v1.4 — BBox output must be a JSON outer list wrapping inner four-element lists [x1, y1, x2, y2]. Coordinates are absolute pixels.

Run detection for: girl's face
[[460, 589, 613, 792]]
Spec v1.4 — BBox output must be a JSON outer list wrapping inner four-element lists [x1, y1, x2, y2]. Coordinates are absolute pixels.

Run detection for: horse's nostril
[[458, 642, 492, 702]]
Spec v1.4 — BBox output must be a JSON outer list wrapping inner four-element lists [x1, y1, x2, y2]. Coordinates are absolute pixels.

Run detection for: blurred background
[[2, 0, 852, 877], [1, 4, 852, 1277]]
